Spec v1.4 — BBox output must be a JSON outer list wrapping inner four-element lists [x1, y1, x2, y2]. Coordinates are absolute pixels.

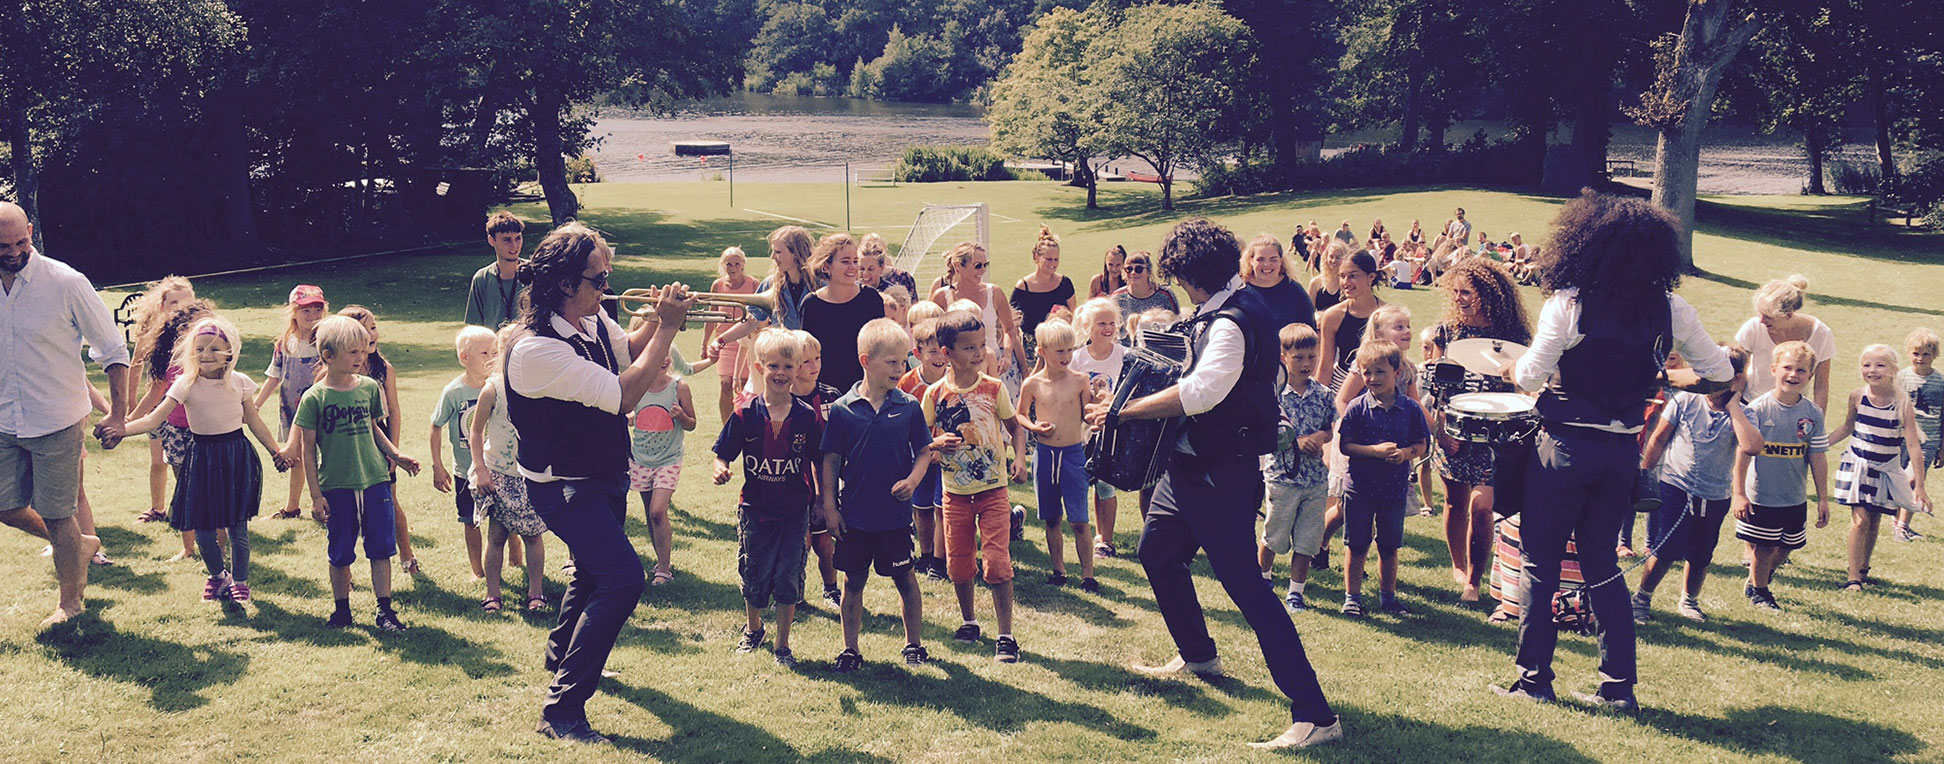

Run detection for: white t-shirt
[[1387, 259, 1413, 283], [165, 371, 260, 435], [1735, 316, 1836, 397], [1071, 341, 1126, 394]]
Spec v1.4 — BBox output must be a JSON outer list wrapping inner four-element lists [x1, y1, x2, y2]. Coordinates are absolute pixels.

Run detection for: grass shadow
[[229, 600, 371, 648], [1688, 268, 1938, 317], [802, 655, 1154, 741], [1031, 651, 1277, 711], [368, 618, 517, 679], [1691, 196, 1944, 266], [1646, 704, 1922, 764], [37, 612, 250, 712], [1299, 701, 1602, 763], [83, 561, 170, 595], [606, 679, 895, 763]]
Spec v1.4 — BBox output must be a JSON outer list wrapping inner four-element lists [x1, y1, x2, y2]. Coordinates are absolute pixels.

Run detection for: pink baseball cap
[[288, 285, 326, 307]]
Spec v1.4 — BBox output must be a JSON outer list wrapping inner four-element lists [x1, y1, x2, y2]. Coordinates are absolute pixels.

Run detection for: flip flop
[[481, 597, 503, 613]]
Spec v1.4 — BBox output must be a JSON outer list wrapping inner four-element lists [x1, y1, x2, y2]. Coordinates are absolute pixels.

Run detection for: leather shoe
[[1247, 719, 1344, 750], [1130, 654, 1224, 678]]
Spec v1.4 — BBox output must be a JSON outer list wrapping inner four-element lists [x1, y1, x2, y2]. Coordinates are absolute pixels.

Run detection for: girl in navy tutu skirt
[[126, 317, 290, 602]]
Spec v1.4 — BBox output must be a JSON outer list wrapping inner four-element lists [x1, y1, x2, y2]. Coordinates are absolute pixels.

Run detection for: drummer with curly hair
[[1490, 191, 1733, 714], [1426, 259, 1531, 603], [1089, 218, 1341, 750]]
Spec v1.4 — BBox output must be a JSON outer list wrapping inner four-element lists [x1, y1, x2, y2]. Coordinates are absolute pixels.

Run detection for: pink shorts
[[628, 462, 681, 493]]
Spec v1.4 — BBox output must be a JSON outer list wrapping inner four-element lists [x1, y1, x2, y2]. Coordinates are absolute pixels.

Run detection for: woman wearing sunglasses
[[930, 241, 1026, 377], [1110, 250, 1179, 342]]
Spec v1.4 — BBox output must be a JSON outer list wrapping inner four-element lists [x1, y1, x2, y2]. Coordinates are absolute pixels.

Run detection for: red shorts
[[942, 487, 1013, 584]]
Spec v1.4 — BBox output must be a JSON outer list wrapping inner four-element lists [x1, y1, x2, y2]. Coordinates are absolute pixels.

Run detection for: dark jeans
[[1513, 425, 1636, 699], [529, 475, 642, 724], [197, 519, 251, 581], [1141, 452, 1336, 725]]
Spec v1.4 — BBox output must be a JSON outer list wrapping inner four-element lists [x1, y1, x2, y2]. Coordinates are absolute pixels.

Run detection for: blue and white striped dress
[[1832, 393, 1911, 513]]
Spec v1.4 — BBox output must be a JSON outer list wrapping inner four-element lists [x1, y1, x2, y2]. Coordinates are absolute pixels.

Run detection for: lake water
[[589, 93, 1866, 195]]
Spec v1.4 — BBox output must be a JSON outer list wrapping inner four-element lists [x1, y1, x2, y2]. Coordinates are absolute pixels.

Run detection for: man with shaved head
[[0, 201, 130, 626]]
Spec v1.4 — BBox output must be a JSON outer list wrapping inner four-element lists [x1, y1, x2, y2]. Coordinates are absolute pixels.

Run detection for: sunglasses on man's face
[[576, 271, 612, 290]]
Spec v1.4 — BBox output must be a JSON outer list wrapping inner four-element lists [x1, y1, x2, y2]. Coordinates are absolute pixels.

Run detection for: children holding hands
[[820, 319, 936, 671], [283, 315, 422, 631]]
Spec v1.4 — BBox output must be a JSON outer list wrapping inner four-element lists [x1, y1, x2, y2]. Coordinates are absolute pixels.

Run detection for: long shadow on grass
[[803, 656, 1154, 741], [1692, 197, 1944, 266], [244, 560, 327, 599], [1301, 701, 1601, 763], [668, 504, 738, 543], [228, 600, 370, 648], [1646, 704, 1921, 764], [37, 612, 249, 712], [83, 559, 169, 595], [606, 679, 894, 763], [1029, 651, 1277, 712]]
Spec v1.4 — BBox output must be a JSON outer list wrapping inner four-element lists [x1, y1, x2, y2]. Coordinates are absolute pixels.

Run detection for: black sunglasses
[[1125, 264, 1149, 274], [576, 271, 612, 290]]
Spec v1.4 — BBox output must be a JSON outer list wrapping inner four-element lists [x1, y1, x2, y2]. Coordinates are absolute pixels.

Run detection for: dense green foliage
[[890, 145, 1040, 182]]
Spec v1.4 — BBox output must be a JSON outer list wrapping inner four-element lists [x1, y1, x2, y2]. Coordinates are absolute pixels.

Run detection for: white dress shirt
[[1171, 276, 1248, 454], [1514, 287, 1732, 433], [505, 312, 634, 481], [0, 250, 130, 438]]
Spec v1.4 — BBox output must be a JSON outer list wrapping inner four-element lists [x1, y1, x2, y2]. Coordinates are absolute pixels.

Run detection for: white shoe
[[1248, 719, 1344, 750], [1129, 654, 1224, 678]]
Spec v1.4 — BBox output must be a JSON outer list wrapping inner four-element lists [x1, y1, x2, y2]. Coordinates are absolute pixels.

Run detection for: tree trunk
[[1400, 61, 1423, 153], [6, 116, 41, 251], [1861, 0, 1898, 183], [205, 81, 260, 251], [467, 65, 502, 162], [1805, 129, 1827, 195], [1268, 74, 1296, 176], [532, 90, 579, 225], [1570, 75, 1612, 186], [1079, 161, 1098, 209], [1427, 114, 1448, 154], [1647, 0, 1761, 271]]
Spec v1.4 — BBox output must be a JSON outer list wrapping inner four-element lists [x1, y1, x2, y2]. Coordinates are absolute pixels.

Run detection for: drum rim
[[1447, 392, 1536, 416]]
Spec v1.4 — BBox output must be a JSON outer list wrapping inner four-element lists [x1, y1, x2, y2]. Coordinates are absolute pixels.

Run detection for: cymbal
[[1445, 337, 1528, 377]]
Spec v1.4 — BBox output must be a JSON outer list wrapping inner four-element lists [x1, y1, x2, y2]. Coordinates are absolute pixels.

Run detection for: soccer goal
[[892, 203, 988, 290]]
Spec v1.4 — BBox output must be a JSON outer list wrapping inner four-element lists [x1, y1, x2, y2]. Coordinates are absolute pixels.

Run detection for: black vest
[[505, 317, 630, 479], [1181, 286, 1280, 458], [1536, 294, 1673, 427]]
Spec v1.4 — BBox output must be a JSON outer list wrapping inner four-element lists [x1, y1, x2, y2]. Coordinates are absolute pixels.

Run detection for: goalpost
[[892, 203, 988, 291]]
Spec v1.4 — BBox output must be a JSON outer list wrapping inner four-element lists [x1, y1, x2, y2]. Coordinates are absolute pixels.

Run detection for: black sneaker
[[953, 623, 981, 643], [902, 643, 929, 665], [375, 608, 408, 632], [1751, 588, 1782, 612], [925, 558, 949, 582], [325, 610, 353, 629], [994, 635, 1020, 663], [833, 648, 863, 673], [1080, 577, 1100, 594], [735, 628, 765, 653], [774, 648, 798, 668], [1046, 571, 1067, 587], [1743, 582, 1757, 602], [823, 585, 842, 608], [536, 719, 611, 744], [1341, 594, 1365, 618]]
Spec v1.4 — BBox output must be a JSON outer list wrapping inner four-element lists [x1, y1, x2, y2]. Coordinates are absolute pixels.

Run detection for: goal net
[[893, 203, 988, 290]]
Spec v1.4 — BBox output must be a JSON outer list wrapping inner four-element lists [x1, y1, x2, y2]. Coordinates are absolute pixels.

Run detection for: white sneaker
[[1130, 654, 1224, 678], [1248, 719, 1345, 750]]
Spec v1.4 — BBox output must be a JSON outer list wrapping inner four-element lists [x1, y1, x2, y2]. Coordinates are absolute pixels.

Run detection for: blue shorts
[[913, 464, 943, 510], [1035, 442, 1090, 524], [1650, 481, 1730, 563], [455, 476, 476, 525], [325, 482, 398, 567], [1342, 492, 1405, 554]]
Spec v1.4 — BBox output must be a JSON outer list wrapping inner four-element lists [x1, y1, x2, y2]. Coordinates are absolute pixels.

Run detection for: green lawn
[[6, 181, 1942, 763]]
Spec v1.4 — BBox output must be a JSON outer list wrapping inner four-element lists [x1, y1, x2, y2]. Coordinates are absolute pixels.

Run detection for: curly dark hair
[[1158, 218, 1242, 295], [1436, 258, 1531, 344], [1537, 190, 1684, 316], [517, 223, 605, 332], [143, 299, 217, 379]]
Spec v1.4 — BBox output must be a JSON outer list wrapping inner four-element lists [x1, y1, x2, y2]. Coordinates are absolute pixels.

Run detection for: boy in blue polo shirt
[[822, 319, 936, 671], [1336, 341, 1429, 618]]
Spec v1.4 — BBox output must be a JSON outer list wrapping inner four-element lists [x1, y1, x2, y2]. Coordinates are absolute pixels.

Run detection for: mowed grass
[[4, 181, 1941, 763]]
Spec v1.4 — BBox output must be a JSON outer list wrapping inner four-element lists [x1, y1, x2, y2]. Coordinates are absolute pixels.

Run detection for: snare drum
[[1444, 393, 1539, 444]]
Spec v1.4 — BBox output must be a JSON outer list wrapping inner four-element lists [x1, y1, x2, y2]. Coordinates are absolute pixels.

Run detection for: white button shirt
[[0, 251, 130, 438], [1173, 276, 1248, 454], [505, 312, 634, 481], [1514, 287, 1732, 433]]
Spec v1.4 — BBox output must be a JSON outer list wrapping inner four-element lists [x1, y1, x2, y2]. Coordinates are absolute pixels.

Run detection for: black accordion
[[1085, 326, 1192, 491]]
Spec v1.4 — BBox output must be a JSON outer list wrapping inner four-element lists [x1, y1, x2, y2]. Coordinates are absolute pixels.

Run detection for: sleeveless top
[[944, 283, 1002, 353], [1313, 285, 1343, 313], [1846, 393, 1903, 465], [1331, 306, 1371, 388], [1011, 276, 1075, 339]]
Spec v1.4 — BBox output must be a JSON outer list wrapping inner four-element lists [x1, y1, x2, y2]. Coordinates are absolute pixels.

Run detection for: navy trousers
[[1512, 425, 1637, 699], [1140, 452, 1336, 725], [529, 475, 643, 724]]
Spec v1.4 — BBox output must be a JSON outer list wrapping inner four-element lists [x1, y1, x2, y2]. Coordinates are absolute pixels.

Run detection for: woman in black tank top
[[1314, 251, 1384, 391]]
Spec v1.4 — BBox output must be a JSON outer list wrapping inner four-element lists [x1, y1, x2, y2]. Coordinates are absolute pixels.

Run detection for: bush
[[892, 146, 1044, 182], [1191, 140, 1536, 198], [1885, 152, 1944, 229], [1828, 161, 1880, 195], [566, 155, 601, 184]]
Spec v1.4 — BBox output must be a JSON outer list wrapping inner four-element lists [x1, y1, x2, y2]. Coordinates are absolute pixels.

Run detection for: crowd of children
[[105, 210, 1940, 689]]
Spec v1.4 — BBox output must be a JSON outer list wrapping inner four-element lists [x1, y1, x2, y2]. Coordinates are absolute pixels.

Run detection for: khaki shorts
[[0, 418, 86, 520]]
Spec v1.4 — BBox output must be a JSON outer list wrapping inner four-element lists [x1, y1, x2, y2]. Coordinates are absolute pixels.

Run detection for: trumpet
[[604, 287, 776, 324]]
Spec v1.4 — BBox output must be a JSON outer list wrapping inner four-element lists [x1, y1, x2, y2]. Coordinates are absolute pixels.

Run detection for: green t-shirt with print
[[295, 376, 392, 491]]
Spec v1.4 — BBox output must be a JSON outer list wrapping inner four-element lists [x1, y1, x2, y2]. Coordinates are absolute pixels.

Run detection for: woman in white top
[[1735, 275, 1835, 410], [930, 241, 1024, 377]]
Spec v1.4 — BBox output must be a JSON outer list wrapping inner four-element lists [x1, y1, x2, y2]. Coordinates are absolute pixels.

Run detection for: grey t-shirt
[[1660, 391, 1737, 501], [466, 264, 523, 329], [1742, 392, 1827, 507]]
